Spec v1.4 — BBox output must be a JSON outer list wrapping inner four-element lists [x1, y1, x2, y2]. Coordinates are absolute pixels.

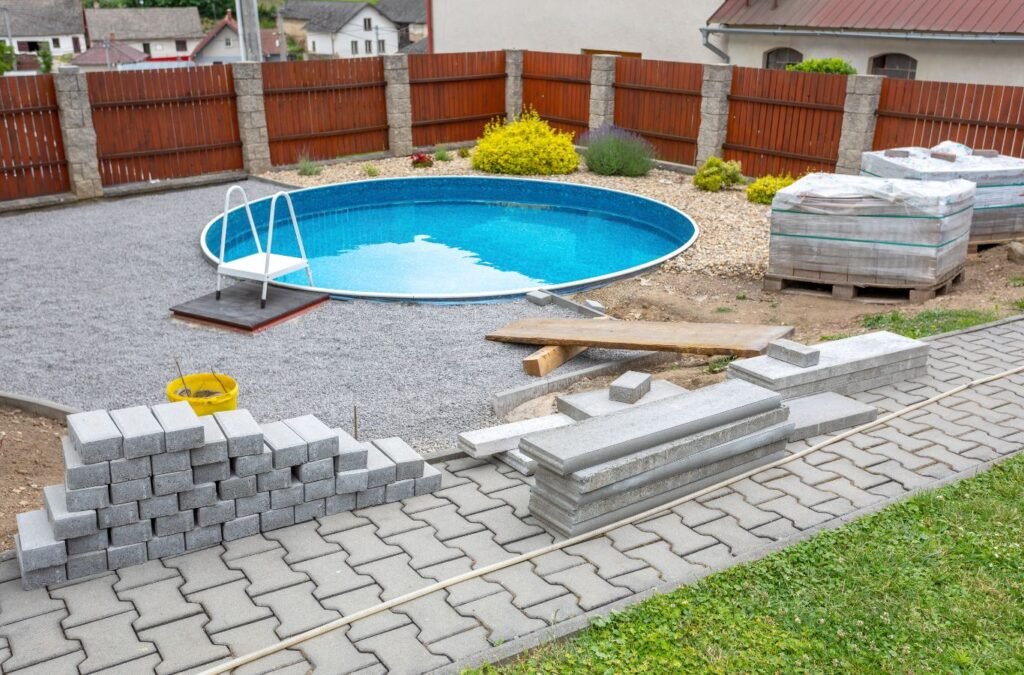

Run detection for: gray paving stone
[[261, 506, 296, 531], [869, 442, 935, 470], [110, 520, 152, 547], [292, 550, 375, 600], [373, 438, 424, 481], [827, 440, 888, 468], [685, 542, 735, 568], [109, 406, 165, 459], [750, 517, 801, 541], [192, 415, 228, 466], [385, 479, 415, 502], [226, 547, 307, 596], [354, 553, 431, 601], [814, 497, 858, 517], [358, 487, 385, 509], [867, 460, 934, 490], [320, 584, 410, 642], [624, 540, 705, 582], [452, 464, 522, 495], [271, 481, 305, 509], [209, 616, 310, 675], [262, 421, 309, 469], [317, 510, 370, 536], [394, 592, 479, 644], [263, 520, 340, 563], [67, 410, 123, 464], [704, 493, 779, 529], [918, 462, 957, 480], [223, 514, 262, 541], [257, 467, 293, 492], [254, 580, 341, 638], [815, 476, 883, 509], [917, 444, 978, 472], [193, 460, 231, 484], [152, 468, 193, 496], [818, 457, 890, 490], [296, 457, 336, 483], [487, 563, 568, 610], [63, 611, 155, 674], [963, 444, 1002, 461], [357, 502, 423, 539], [336, 469, 370, 495], [406, 503, 485, 541], [384, 527, 462, 570], [220, 534, 279, 562], [66, 550, 109, 580], [150, 401, 204, 452], [178, 483, 218, 511], [18, 564, 67, 590], [234, 446, 274, 477], [486, 483, 530, 519], [235, 491, 271, 518], [0, 578, 64, 626], [335, 431, 369, 472], [415, 463, 443, 496], [219, 473, 258, 501], [138, 494, 179, 520], [608, 566, 662, 593], [137, 614, 230, 675], [150, 448, 191, 475], [762, 495, 834, 529], [446, 530, 510, 568], [64, 484, 110, 512], [85, 653, 161, 675], [62, 437, 111, 490], [326, 493, 358, 515], [356, 622, 450, 674], [282, 415, 338, 461], [214, 410, 264, 458], [521, 593, 585, 628], [762, 475, 835, 507], [306, 477, 336, 501], [564, 537, 648, 579], [110, 477, 151, 504], [542, 562, 630, 611], [671, 499, 727, 527], [109, 456, 152, 484], [695, 516, 773, 555], [436, 482, 505, 517], [163, 545, 242, 594], [15, 509, 66, 572], [112, 559, 178, 591], [365, 445, 398, 488], [636, 513, 718, 556], [782, 459, 840, 487], [118, 576, 202, 631], [467, 505, 544, 545], [186, 524, 224, 550], [43, 485, 98, 540], [50, 575, 131, 629], [727, 477, 785, 505], [457, 590, 547, 646], [605, 523, 661, 552], [418, 557, 504, 607], [326, 524, 403, 567], [297, 626, 380, 675], [505, 534, 585, 577], [154, 510, 194, 537], [147, 533, 186, 559], [197, 500, 236, 527]]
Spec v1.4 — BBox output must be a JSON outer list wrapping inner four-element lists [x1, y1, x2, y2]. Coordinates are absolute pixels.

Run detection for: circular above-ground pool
[[201, 177, 698, 301]]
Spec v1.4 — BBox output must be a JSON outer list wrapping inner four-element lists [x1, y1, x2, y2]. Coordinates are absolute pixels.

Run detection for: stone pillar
[[695, 64, 733, 167], [588, 54, 617, 129], [383, 53, 413, 156], [835, 75, 883, 175], [53, 66, 103, 199], [231, 62, 272, 175], [504, 49, 523, 120]]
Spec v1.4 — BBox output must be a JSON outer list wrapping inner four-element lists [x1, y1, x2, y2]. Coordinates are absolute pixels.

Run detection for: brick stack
[[15, 402, 441, 589]]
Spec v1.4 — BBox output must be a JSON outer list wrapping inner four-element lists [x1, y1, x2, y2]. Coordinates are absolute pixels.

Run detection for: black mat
[[171, 281, 329, 331]]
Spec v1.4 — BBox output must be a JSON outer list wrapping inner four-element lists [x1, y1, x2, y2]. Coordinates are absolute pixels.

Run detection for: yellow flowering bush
[[746, 173, 796, 204], [472, 109, 579, 175]]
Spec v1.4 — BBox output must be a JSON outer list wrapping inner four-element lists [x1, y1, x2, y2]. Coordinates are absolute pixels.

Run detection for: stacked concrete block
[[556, 379, 688, 421], [728, 331, 929, 399], [521, 380, 793, 537], [15, 404, 441, 589], [784, 392, 878, 441]]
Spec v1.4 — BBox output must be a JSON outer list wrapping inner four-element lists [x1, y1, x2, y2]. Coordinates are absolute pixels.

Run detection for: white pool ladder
[[216, 186, 314, 309]]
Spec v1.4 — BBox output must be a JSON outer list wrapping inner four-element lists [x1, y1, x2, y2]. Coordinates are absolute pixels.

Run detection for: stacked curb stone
[[15, 402, 441, 589]]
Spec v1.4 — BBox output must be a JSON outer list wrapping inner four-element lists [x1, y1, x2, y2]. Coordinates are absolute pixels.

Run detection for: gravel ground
[[269, 154, 771, 278], [0, 180, 630, 454]]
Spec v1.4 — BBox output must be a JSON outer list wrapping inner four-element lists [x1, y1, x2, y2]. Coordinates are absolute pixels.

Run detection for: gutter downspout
[[700, 27, 730, 63], [703, 25, 1024, 44]]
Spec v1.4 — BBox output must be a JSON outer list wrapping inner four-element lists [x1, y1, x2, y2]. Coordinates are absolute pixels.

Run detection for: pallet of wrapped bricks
[[767, 173, 974, 287], [14, 402, 441, 589], [520, 380, 793, 537], [861, 142, 1024, 244]]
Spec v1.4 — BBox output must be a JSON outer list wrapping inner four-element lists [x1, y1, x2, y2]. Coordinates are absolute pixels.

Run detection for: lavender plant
[[580, 125, 656, 177]]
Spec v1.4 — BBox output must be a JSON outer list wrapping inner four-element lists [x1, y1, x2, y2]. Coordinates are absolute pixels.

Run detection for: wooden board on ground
[[523, 345, 588, 377], [489, 318, 794, 357]]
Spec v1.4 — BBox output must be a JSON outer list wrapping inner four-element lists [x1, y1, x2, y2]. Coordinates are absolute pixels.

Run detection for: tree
[[37, 44, 53, 73], [0, 42, 13, 76]]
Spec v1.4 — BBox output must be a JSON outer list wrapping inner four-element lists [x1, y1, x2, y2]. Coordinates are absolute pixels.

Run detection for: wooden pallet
[[763, 266, 966, 304]]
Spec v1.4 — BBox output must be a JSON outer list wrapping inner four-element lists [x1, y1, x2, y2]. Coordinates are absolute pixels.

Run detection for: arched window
[[870, 53, 917, 79], [764, 47, 803, 70]]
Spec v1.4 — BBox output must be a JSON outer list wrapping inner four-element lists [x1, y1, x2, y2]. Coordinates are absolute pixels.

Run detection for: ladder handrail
[[219, 185, 262, 263], [265, 191, 310, 282]]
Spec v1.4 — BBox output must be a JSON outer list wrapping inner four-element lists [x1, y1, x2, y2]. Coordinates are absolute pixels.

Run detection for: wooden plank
[[523, 344, 589, 377], [488, 318, 794, 357]]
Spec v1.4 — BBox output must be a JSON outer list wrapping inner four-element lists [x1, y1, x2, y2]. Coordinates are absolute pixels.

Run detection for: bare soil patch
[[0, 406, 65, 550]]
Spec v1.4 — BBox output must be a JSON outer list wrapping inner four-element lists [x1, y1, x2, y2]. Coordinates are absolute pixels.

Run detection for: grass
[[819, 333, 851, 342], [1014, 299, 1024, 312], [861, 308, 997, 339], [735, 293, 748, 301], [476, 454, 1024, 674], [714, 306, 733, 314], [296, 157, 322, 177], [1009, 277, 1024, 288], [705, 355, 734, 374], [434, 144, 453, 162]]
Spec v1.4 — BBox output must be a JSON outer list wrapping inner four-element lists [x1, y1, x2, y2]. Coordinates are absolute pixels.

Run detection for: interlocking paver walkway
[[2, 318, 1023, 674]]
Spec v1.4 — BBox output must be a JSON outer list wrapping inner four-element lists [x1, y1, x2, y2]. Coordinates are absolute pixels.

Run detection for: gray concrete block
[[235, 491, 271, 517], [257, 467, 292, 492], [325, 493, 356, 515], [495, 448, 536, 476], [107, 542, 147, 570], [154, 510, 194, 536], [138, 494, 180, 519], [262, 421, 307, 467], [109, 406, 165, 459], [284, 415, 339, 461], [16, 509, 68, 571], [150, 401, 204, 452], [110, 520, 153, 547], [43, 484, 98, 540], [147, 533, 185, 559], [65, 484, 110, 512], [191, 416, 228, 466], [67, 410, 123, 464], [295, 457, 335, 483], [414, 463, 442, 496], [305, 477, 336, 502], [197, 500, 235, 527], [67, 550, 108, 580], [109, 456, 151, 484], [334, 430, 368, 471], [556, 379, 689, 421], [151, 449, 190, 475], [609, 371, 652, 404], [295, 499, 326, 523], [153, 468, 193, 496], [385, 479, 415, 503], [218, 474, 257, 501], [214, 410, 264, 457], [364, 444, 397, 488], [458, 414, 575, 458], [335, 468, 369, 495], [260, 507, 295, 531], [356, 486, 386, 509], [767, 339, 821, 368], [67, 529, 109, 555], [583, 299, 606, 313], [222, 514, 260, 541], [110, 477, 152, 504], [185, 525, 223, 551], [271, 481, 304, 509], [97, 502, 139, 529], [784, 392, 879, 441], [233, 446, 273, 477], [178, 483, 218, 510], [19, 562, 67, 589], [372, 438, 423, 480], [62, 437, 111, 490], [525, 289, 552, 306], [193, 460, 231, 484]]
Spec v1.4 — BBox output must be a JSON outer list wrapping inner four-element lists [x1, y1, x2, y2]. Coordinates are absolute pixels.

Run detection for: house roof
[[72, 40, 148, 66], [0, 0, 84, 36], [84, 7, 205, 42], [400, 37, 428, 54], [377, 0, 427, 24], [708, 0, 1024, 35], [261, 29, 285, 56], [281, 0, 425, 32], [192, 11, 238, 57]]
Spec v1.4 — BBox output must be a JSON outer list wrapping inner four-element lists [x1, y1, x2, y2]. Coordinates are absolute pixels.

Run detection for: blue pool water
[[203, 177, 697, 300]]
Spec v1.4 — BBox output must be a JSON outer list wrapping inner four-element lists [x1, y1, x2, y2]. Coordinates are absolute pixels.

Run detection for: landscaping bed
[[0, 406, 64, 550]]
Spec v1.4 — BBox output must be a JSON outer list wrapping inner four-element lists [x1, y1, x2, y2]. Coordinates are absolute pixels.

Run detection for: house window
[[377, 39, 385, 53], [142, 42, 151, 55], [225, 37, 232, 46], [351, 40, 358, 55], [52, 37, 61, 49], [365, 39, 372, 54], [764, 47, 802, 70], [363, 17, 372, 31], [870, 53, 917, 80], [310, 40, 316, 52], [72, 36, 81, 53], [175, 39, 187, 52]]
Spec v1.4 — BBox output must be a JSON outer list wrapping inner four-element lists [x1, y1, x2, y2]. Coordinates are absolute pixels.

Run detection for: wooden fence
[[87, 65, 243, 186], [613, 59, 703, 166], [873, 79, 1024, 158], [521, 51, 591, 136], [262, 58, 388, 166], [409, 51, 505, 147], [724, 66, 847, 177], [0, 75, 70, 200]]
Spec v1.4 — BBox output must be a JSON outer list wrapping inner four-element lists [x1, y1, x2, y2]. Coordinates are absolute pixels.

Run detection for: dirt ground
[[0, 406, 65, 551]]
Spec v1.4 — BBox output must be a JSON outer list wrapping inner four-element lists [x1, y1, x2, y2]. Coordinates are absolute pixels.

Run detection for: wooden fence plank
[[408, 50, 505, 147], [0, 74, 70, 201], [522, 51, 591, 136], [612, 58, 702, 165]]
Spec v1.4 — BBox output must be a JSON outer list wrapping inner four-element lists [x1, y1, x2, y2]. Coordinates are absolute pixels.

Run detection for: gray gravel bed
[[0, 180, 628, 454]]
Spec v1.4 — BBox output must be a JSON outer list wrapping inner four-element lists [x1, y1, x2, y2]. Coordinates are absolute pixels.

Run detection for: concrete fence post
[[383, 53, 413, 156], [504, 49, 523, 120], [53, 66, 103, 199], [835, 74, 883, 175], [588, 54, 617, 129], [695, 63, 733, 166], [231, 62, 272, 174]]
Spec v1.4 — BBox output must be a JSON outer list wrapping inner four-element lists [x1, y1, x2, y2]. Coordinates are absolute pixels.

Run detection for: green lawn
[[478, 455, 1024, 674], [862, 308, 998, 339]]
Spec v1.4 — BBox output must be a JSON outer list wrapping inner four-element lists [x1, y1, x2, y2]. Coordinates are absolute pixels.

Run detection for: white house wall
[[122, 38, 202, 60], [305, 6, 399, 57], [195, 27, 242, 63], [2, 33, 86, 57]]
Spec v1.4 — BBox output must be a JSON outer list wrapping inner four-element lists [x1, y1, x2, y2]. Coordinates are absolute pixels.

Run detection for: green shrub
[[434, 144, 453, 162], [296, 156, 321, 176], [580, 126, 656, 177], [363, 164, 380, 177], [787, 58, 857, 75], [746, 173, 796, 204], [410, 152, 433, 168], [693, 156, 742, 192], [472, 108, 579, 175], [37, 44, 53, 74], [705, 355, 735, 374], [457, 146, 471, 158]]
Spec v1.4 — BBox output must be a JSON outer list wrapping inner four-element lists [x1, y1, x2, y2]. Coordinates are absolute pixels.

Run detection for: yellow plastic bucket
[[166, 373, 238, 416]]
